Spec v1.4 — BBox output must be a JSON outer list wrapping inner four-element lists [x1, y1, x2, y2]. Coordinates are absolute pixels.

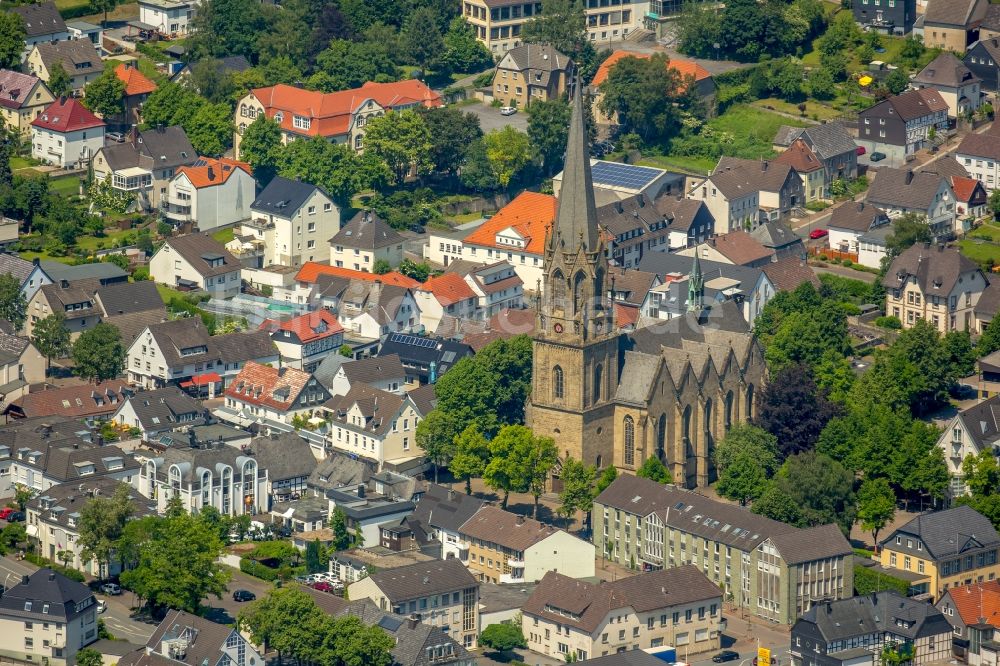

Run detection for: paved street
[[201, 567, 278, 626]]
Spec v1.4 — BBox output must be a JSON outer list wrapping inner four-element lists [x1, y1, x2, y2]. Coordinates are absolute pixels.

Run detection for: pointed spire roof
[[553, 77, 599, 253], [688, 251, 704, 312]]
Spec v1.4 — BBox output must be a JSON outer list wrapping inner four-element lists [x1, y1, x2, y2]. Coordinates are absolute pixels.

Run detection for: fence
[[810, 247, 859, 263]]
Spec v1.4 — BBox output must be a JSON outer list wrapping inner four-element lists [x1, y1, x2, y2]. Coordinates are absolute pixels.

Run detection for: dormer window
[[293, 115, 311, 130]]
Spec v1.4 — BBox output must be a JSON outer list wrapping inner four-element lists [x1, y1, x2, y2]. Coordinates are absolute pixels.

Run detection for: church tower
[[688, 251, 704, 311], [525, 80, 619, 471]]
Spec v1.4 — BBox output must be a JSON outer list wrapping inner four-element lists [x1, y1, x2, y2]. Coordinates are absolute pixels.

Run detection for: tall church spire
[[688, 251, 704, 312], [551, 77, 599, 253]]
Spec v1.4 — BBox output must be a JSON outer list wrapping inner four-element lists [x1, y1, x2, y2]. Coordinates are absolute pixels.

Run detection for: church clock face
[[554, 323, 563, 333]]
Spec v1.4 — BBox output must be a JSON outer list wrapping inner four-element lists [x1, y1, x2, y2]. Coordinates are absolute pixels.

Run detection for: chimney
[[207, 166, 215, 181], [761, 161, 769, 172], [60, 279, 69, 288], [32, 257, 39, 266], [516, 514, 525, 525], [48, 572, 55, 581], [357, 484, 365, 498], [407, 614, 420, 629], [21, 574, 29, 585], [826, 600, 832, 614], [447, 488, 456, 501], [905, 170, 914, 185], [59, 95, 66, 105]]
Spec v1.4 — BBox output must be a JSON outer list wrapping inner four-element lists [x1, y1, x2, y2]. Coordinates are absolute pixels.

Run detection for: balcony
[[246, 217, 274, 231], [506, 557, 525, 567], [500, 571, 525, 584], [161, 202, 193, 222]]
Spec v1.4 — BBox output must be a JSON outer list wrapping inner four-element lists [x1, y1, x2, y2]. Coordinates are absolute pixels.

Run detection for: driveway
[[201, 567, 278, 625], [462, 101, 529, 133]]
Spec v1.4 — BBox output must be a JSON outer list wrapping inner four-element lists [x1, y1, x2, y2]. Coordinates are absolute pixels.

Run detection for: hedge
[[23, 553, 86, 582], [854, 564, 911, 596], [240, 557, 279, 581]]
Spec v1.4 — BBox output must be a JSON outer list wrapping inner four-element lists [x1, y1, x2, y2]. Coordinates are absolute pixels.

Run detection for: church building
[[525, 83, 766, 489]]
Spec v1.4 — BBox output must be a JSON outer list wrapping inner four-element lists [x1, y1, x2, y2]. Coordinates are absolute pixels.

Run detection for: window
[[553, 366, 564, 399], [293, 115, 311, 130], [624, 416, 635, 466]]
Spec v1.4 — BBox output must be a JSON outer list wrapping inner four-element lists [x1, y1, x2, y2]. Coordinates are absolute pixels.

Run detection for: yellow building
[[878, 505, 1000, 600], [0, 70, 53, 137], [491, 44, 572, 108]]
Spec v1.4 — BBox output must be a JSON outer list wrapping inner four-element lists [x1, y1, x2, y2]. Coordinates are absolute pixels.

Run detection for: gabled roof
[[761, 256, 820, 293], [322, 383, 408, 438], [867, 167, 950, 212], [952, 175, 986, 204], [339, 353, 405, 387], [31, 96, 104, 133], [32, 40, 103, 78], [175, 157, 251, 189], [653, 197, 712, 234], [798, 122, 858, 161], [411, 482, 486, 533], [260, 309, 344, 344], [114, 63, 157, 96], [12, 2, 66, 38], [942, 580, 1000, 628], [377, 333, 473, 375], [828, 201, 890, 232], [295, 262, 420, 288], [0, 70, 46, 110], [914, 52, 980, 89], [11, 382, 132, 419], [94, 280, 164, 317], [798, 591, 951, 643], [610, 268, 659, 306], [0, 253, 35, 284], [161, 233, 240, 279], [875, 87, 949, 121], [701, 231, 773, 266], [100, 126, 196, 172], [418, 272, 476, 307], [0, 568, 92, 622], [592, 50, 711, 87], [251, 175, 327, 217], [773, 138, 823, 173], [957, 131, 1000, 162], [460, 505, 569, 551], [144, 610, 240, 666], [882, 243, 981, 294], [330, 210, 404, 250], [363, 558, 477, 602], [954, 393, 1000, 450], [246, 432, 316, 483], [881, 505, 1000, 560], [714, 156, 798, 194], [924, 0, 988, 28], [750, 221, 801, 250], [225, 361, 323, 412], [462, 191, 556, 255], [117, 387, 208, 432], [39, 261, 127, 285], [499, 43, 572, 74]]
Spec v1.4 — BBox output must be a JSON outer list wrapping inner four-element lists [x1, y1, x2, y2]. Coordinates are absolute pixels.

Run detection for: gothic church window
[[624, 416, 635, 466], [553, 366, 564, 399]]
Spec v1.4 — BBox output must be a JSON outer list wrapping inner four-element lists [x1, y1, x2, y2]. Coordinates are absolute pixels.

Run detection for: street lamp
[[713, 42, 721, 62]]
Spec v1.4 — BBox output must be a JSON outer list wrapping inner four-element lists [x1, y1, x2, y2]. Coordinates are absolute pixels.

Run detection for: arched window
[[574, 271, 587, 312], [725, 391, 734, 429], [683, 405, 692, 442], [553, 366, 564, 399], [746, 384, 755, 419], [551, 268, 565, 308], [624, 416, 635, 466], [593, 364, 603, 404], [596, 454, 603, 469], [657, 414, 666, 457], [704, 399, 713, 433]]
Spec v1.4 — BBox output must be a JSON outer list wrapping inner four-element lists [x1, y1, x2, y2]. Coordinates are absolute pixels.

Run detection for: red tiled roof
[[614, 302, 639, 328], [176, 157, 252, 189], [114, 63, 156, 96], [592, 51, 712, 87], [946, 580, 1000, 627], [260, 309, 344, 343], [773, 138, 824, 173], [224, 361, 314, 412], [294, 263, 420, 289], [952, 175, 983, 203], [10, 382, 130, 419], [463, 191, 557, 255], [706, 231, 774, 266], [31, 97, 104, 132], [419, 272, 476, 306]]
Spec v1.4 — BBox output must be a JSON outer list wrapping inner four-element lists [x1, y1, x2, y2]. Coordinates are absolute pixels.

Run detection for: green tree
[[483, 425, 542, 510], [363, 110, 433, 185], [527, 98, 570, 175], [83, 68, 125, 118], [31, 312, 71, 371], [190, 0, 265, 59], [186, 102, 233, 156], [48, 63, 73, 98], [417, 106, 483, 175], [963, 450, 1000, 498], [402, 7, 443, 70], [450, 424, 490, 494], [480, 623, 527, 656], [717, 449, 770, 506], [238, 115, 283, 185], [13, 484, 34, 511], [77, 482, 135, 580], [276, 138, 389, 208], [755, 364, 839, 457], [441, 16, 493, 74], [598, 54, 689, 143], [0, 272, 26, 331], [372, 259, 391, 274], [521, 0, 586, 59], [459, 138, 501, 192], [141, 82, 205, 129], [0, 13, 25, 70], [557, 457, 596, 531], [751, 484, 804, 525], [304, 539, 324, 573], [886, 212, 931, 257], [310, 39, 397, 92], [415, 409, 460, 483], [75, 648, 104, 666], [525, 433, 559, 518], [398, 259, 431, 281], [773, 451, 856, 534], [856, 477, 896, 544], [482, 127, 532, 190], [635, 456, 672, 484], [884, 69, 910, 95], [595, 465, 617, 494], [978, 315, 1000, 357], [714, 424, 779, 474], [330, 508, 351, 551], [72, 323, 125, 384]]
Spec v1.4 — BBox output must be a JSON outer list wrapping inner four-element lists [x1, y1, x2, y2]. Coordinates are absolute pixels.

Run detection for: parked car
[[809, 228, 829, 240], [233, 590, 256, 602], [6, 511, 24, 522], [107, 132, 125, 143], [408, 224, 426, 234], [311, 582, 336, 593], [856, 146, 866, 156], [101, 583, 122, 596], [870, 152, 887, 162], [499, 106, 517, 116], [96, 600, 107, 613], [0, 507, 14, 520], [713, 651, 740, 663]]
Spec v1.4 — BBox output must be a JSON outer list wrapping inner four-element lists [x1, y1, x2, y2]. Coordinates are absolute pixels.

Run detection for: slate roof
[[330, 210, 404, 250], [500, 44, 572, 76], [882, 243, 982, 293], [879, 88, 950, 121], [117, 387, 208, 433], [914, 52, 980, 89], [828, 201, 890, 232], [144, 610, 239, 666], [0, 331, 29, 366], [321, 383, 407, 438], [867, 168, 950, 212], [761, 256, 821, 292], [251, 176, 326, 216], [12, 2, 66, 38], [411, 482, 486, 534], [751, 221, 801, 251], [610, 268, 659, 306], [957, 131, 1000, 161], [33, 40, 104, 79], [710, 157, 795, 199], [28, 477, 155, 533], [0, 253, 35, 285], [306, 451, 371, 493], [460, 505, 573, 551], [377, 334, 473, 376], [652, 197, 712, 233], [797, 591, 951, 643], [11, 382, 132, 419], [954, 394, 1000, 450], [924, 0, 988, 27], [339, 353, 405, 387], [141, 318, 275, 368], [0, 568, 93, 622], [150, 444, 257, 484], [95, 280, 164, 316], [881, 505, 1000, 560], [0, 71, 45, 111], [100, 126, 196, 172], [615, 351, 662, 405], [407, 383, 436, 417], [577, 652, 670, 666], [596, 194, 664, 237], [522, 566, 721, 634], [771, 523, 854, 564], [364, 558, 478, 602], [160, 234, 240, 279], [246, 432, 316, 483], [798, 122, 858, 161]]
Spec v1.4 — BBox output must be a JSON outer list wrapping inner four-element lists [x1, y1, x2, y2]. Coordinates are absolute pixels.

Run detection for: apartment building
[[219, 362, 331, 430], [0, 70, 53, 137], [408, 483, 486, 561], [491, 44, 572, 108], [162, 157, 255, 230], [856, 88, 949, 165], [936, 395, 1000, 497], [329, 210, 405, 271], [912, 53, 983, 119], [522, 566, 723, 661], [866, 168, 957, 241], [594, 474, 854, 625], [260, 310, 344, 371], [320, 383, 423, 471], [956, 131, 1000, 193]]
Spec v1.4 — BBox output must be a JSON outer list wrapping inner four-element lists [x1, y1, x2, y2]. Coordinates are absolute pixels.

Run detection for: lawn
[[638, 154, 718, 176], [75, 228, 135, 252], [49, 174, 81, 197], [156, 283, 187, 303], [959, 237, 1000, 267], [968, 222, 1000, 242], [10, 156, 36, 170], [444, 211, 485, 224], [751, 97, 843, 122], [54, 0, 90, 11], [211, 227, 235, 244], [710, 103, 807, 139]]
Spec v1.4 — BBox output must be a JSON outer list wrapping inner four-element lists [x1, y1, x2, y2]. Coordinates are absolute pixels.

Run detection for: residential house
[[592, 51, 715, 124], [233, 80, 442, 157], [856, 88, 949, 164], [113, 63, 156, 124], [775, 139, 826, 202], [773, 123, 859, 197], [859, 225, 895, 270], [329, 210, 405, 271], [922, 0, 989, 52], [882, 242, 988, 332], [30, 97, 104, 168], [12, 3, 69, 54], [953, 175, 989, 225], [826, 201, 891, 256], [149, 233, 242, 299], [0, 70, 53, 137], [137, 0, 198, 36], [140, 442, 267, 516], [347, 558, 480, 648], [91, 126, 197, 212], [309, 275, 421, 340], [7, 382, 132, 423], [878, 505, 1000, 599], [459, 505, 595, 584], [653, 197, 715, 250], [126, 317, 278, 390], [913, 52, 983, 118], [706, 156, 805, 226], [25, 260, 126, 306], [852, 0, 916, 34], [415, 273, 480, 334], [687, 167, 760, 234], [219, 361, 331, 430], [377, 333, 473, 385], [789, 592, 952, 666], [937, 580, 1000, 665], [461, 0, 643, 53], [26, 478, 154, 576], [0, 568, 98, 666], [0, 254, 46, 305], [321, 383, 423, 471], [956, 130, 1000, 193], [522, 566, 723, 661], [492, 44, 572, 108], [0, 331, 44, 408], [162, 157, 255, 230], [244, 432, 316, 508], [597, 195, 674, 269], [122, 610, 265, 666], [110, 387, 209, 440], [408, 483, 487, 561], [318, 353, 406, 397], [325, 485, 416, 546], [936, 394, 1000, 497], [594, 474, 854, 625], [232, 176, 339, 268], [677, 231, 775, 268], [750, 221, 807, 260], [964, 38, 1000, 92], [462, 261, 524, 318], [866, 167, 957, 240], [65, 20, 101, 46], [25, 279, 163, 339], [26, 41, 103, 96], [553, 160, 683, 207], [259, 309, 344, 371], [761, 256, 821, 294]]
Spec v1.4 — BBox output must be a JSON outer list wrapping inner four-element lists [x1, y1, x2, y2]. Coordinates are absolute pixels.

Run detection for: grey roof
[[12, 3, 67, 38], [95, 280, 164, 317], [712, 157, 796, 197], [160, 234, 240, 279], [252, 176, 326, 217], [142, 317, 275, 368], [0, 254, 36, 285], [89, 640, 142, 657], [377, 334, 473, 376], [596, 194, 665, 237], [500, 43, 572, 74], [750, 221, 800, 250], [828, 201, 890, 233], [0, 331, 29, 366], [796, 591, 951, 643], [312, 352, 349, 389], [882, 243, 982, 293], [151, 444, 255, 484], [323, 384, 408, 438], [924, 0, 988, 27], [551, 79, 599, 252], [117, 387, 208, 433], [0, 568, 93, 622], [330, 211, 404, 250], [982, 5, 1000, 31], [770, 523, 853, 564], [39, 260, 128, 284], [28, 478, 155, 533], [880, 505, 1000, 560], [914, 52, 981, 88], [364, 558, 478, 603], [867, 168, 949, 212], [977, 283, 1000, 320], [246, 432, 316, 483], [326, 489, 414, 521], [615, 351, 661, 405], [407, 383, 436, 417], [33, 40, 103, 77], [306, 451, 372, 493], [923, 156, 970, 179], [653, 196, 713, 234], [610, 269, 659, 306], [411, 482, 486, 533], [144, 610, 239, 666], [953, 394, 1000, 450], [637, 250, 763, 295], [799, 122, 859, 161], [957, 131, 1000, 162], [100, 126, 196, 172], [340, 353, 406, 386]]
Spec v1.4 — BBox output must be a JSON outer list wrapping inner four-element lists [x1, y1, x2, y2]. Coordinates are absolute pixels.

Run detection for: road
[[461, 101, 529, 132], [201, 567, 278, 626]]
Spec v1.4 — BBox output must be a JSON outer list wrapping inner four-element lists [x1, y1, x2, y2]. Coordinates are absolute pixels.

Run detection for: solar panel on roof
[[378, 616, 403, 632], [591, 161, 662, 190], [388, 333, 436, 348]]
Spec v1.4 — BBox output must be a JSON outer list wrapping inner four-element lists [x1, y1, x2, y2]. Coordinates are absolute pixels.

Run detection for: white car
[[97, 600, 107, 613], [499, 106, 517, 116]]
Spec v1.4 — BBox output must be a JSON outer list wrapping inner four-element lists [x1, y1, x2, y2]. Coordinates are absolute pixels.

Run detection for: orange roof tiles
[[175, 157, 252, 189], [463, 191, 557, 256], [294, 262, 421, 289], [114, 63, 157, 96], [592, 51, 712, 87], [947, 580, 1000, 627], [773, 138, 823, 173], [614, 302, 639, 329], [260, 309, 344, 343], [419, 272, 476, 306], [225, 361, 316, 411], [952, 175, 983, 203]]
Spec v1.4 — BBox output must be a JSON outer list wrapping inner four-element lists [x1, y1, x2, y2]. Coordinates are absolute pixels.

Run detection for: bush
[[805, 201, 830, 212], [240, 557, 279, 581], [854, 564, 910, 596], [841, 259, 853, 267], [23, 553, 86, 582], [874, 315, 902, 329]]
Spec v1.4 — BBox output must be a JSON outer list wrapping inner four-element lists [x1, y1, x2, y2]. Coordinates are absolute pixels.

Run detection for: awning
[[117, 166, 150, 178], [180, 372, 221, 388], [25, 524, 37, 538], [127, 20, 158, 31]]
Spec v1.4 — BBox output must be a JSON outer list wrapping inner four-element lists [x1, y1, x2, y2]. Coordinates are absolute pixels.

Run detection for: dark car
[[408, 224, 426, 234], [713, 651, 740, 663], [6, 511, 24, 522], [870, 152, 887, 162], [233, 590, 256, 602]]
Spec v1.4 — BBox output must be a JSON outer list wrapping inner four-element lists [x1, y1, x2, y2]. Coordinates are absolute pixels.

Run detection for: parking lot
[[460, 101, 529, 132]]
